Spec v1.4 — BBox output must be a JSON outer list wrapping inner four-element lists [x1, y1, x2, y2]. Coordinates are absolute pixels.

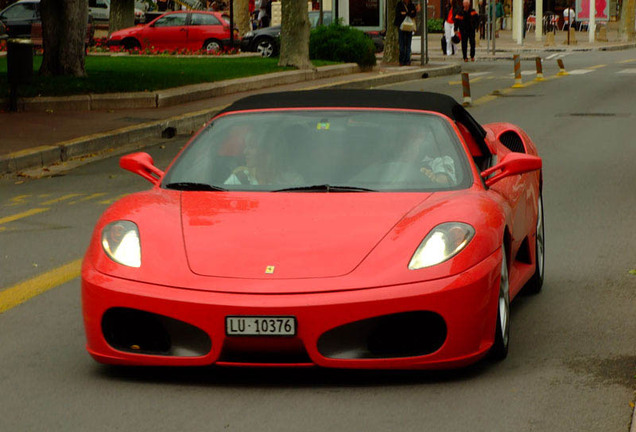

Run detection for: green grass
[[0, 55, 337, 98]]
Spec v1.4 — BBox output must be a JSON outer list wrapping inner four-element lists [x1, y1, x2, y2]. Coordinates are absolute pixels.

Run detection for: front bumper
[[240, 37, 254, 52], [82, 249, 501, 369]]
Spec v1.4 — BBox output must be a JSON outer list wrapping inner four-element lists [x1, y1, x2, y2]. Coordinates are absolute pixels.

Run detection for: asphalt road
[[0, 49, 635, 431]]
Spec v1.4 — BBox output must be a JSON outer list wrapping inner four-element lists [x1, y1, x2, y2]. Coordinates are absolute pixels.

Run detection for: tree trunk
[[278, 0, 312, 69], [383, 0, 399, 64], [619, 0, 636, 41], [39, 0, 87, 77], [109, 0, 135, 34], [235, 0, 251, 37]]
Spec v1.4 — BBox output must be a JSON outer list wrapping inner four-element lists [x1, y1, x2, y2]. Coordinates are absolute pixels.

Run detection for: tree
[[235, 0, 251, 37], [109, 0, 135, 34], [383, 0, 399, 64], [39, 0, 87, 77], [278, 0, 312, 69]]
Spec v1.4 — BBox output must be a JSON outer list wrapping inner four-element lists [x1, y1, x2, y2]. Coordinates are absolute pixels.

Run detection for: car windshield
[[162, 110, 472, 192]]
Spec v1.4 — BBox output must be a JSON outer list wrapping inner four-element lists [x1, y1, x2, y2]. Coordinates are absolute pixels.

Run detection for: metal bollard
[[6, 38, 34, 112], [535, 57, 544, 81], [461, 73, 472, 106], [513, 55, 523, 88], [557, 59, 568, 76]]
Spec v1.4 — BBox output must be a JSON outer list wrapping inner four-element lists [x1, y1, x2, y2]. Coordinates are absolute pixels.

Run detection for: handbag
[[400, 16, 417, 32]]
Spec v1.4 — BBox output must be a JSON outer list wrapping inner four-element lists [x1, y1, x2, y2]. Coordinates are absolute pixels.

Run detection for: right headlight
[[244, 31, 254, 38], [101, 221, 141, 268], [408, 222, 475, 270]]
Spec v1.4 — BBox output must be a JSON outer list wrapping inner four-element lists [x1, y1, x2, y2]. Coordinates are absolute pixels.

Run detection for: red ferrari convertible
[[82, 90, 544, 369]]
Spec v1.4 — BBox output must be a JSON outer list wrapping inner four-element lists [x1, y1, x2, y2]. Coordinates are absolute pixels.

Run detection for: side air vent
[[499, 131, 526, 153]]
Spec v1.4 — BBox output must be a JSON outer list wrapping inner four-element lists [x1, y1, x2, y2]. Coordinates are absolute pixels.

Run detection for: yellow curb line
[[471, 71, 561, 107], [0, 259, 82, 314], [0, 208, 49, 225]]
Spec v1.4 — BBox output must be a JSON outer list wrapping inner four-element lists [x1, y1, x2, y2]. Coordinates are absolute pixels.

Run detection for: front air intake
[[317, 311, 447, 360]]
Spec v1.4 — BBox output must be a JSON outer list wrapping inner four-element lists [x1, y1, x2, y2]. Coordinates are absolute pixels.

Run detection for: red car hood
[[181, 193, 431, 279]]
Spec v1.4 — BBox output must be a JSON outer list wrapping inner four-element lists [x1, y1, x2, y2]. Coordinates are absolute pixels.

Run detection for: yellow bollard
[[461, 73, 472, 106], [557, 58, 569, 76], [513, 55, 524, 88], [535, 57, 544, 81]]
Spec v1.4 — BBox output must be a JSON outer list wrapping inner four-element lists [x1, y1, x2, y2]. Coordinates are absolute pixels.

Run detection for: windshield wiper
[[273, 184, 376, 192], [164, 182, 227, 191]]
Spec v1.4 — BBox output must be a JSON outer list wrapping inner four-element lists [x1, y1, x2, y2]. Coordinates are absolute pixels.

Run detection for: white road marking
[[568, 69, 594, 75], [617, 69, 636, 74]]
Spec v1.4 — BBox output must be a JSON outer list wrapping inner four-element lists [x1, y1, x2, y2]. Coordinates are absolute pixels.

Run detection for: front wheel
[[490, 246, 510, 361], [255, 37, 276, 57], [203, 39, 222, 53]]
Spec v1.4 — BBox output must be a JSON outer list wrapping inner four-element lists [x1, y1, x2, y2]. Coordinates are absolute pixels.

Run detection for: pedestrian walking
[[478, 0, 486, 39], [454, 0, 479, 62], [394, 0, 420, 66], [442, 0, 458, 56], [495, 0, 504, 35], [563, 6, 575, 30], [257, 0, 271, 27]]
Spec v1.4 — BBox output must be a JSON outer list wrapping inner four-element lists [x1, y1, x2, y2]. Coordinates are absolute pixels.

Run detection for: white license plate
[[225, 316, 296, 336]]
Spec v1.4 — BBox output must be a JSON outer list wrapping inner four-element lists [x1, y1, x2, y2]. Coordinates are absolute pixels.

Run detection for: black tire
[[122, 38, 141, 51], [490, 246, 510, 361], [524, 193, 545, 294], [203, 39, 222, 53], [254, 37, 276, 57]]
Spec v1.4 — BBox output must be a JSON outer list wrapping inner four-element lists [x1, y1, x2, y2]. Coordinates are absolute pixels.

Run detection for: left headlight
[[101, 221, 141, 268], [408, 222, 475, 270]]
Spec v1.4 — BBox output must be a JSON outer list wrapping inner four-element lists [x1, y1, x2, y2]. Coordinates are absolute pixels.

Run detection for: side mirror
[[120, 152, 164, 185], [480, 152, 541, 187]]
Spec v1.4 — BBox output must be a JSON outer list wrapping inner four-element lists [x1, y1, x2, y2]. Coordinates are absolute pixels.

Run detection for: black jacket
[[454, 7, 479, 33], [441, 2, 455, 23], [394, 0, 417, 27]]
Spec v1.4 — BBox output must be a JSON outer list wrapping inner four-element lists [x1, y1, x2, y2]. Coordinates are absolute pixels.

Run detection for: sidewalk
[[0, 62, 460, 174]]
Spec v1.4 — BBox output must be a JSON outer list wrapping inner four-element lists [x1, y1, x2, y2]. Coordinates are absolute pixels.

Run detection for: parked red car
[[108, 10, 237, 53]]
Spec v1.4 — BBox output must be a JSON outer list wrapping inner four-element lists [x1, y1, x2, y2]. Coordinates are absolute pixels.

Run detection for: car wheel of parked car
[[490, 245, 510, 361], [204, 39, 222, 53], [122, 37, 141, 51], [255, 37, 275, 57]]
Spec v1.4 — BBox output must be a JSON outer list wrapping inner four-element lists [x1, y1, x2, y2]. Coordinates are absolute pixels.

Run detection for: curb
[[0, 63, 460, 175]]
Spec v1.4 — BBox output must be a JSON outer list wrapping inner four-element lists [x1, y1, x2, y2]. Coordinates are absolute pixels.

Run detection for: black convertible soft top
[[217, 90, 489, 153]]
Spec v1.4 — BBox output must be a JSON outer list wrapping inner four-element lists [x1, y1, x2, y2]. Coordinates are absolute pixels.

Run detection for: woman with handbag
[[442, 0, 458, 56], [395, 0, 420, 66]]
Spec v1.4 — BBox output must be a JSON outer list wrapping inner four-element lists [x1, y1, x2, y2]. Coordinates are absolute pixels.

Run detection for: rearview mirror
[[480, 152, 541, 187], [120, 152, 164, 185]]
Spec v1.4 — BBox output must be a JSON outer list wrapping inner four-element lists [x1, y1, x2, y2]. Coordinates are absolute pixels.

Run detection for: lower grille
[[102, 307, 211, 357], [317, 311, 447, 360]]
